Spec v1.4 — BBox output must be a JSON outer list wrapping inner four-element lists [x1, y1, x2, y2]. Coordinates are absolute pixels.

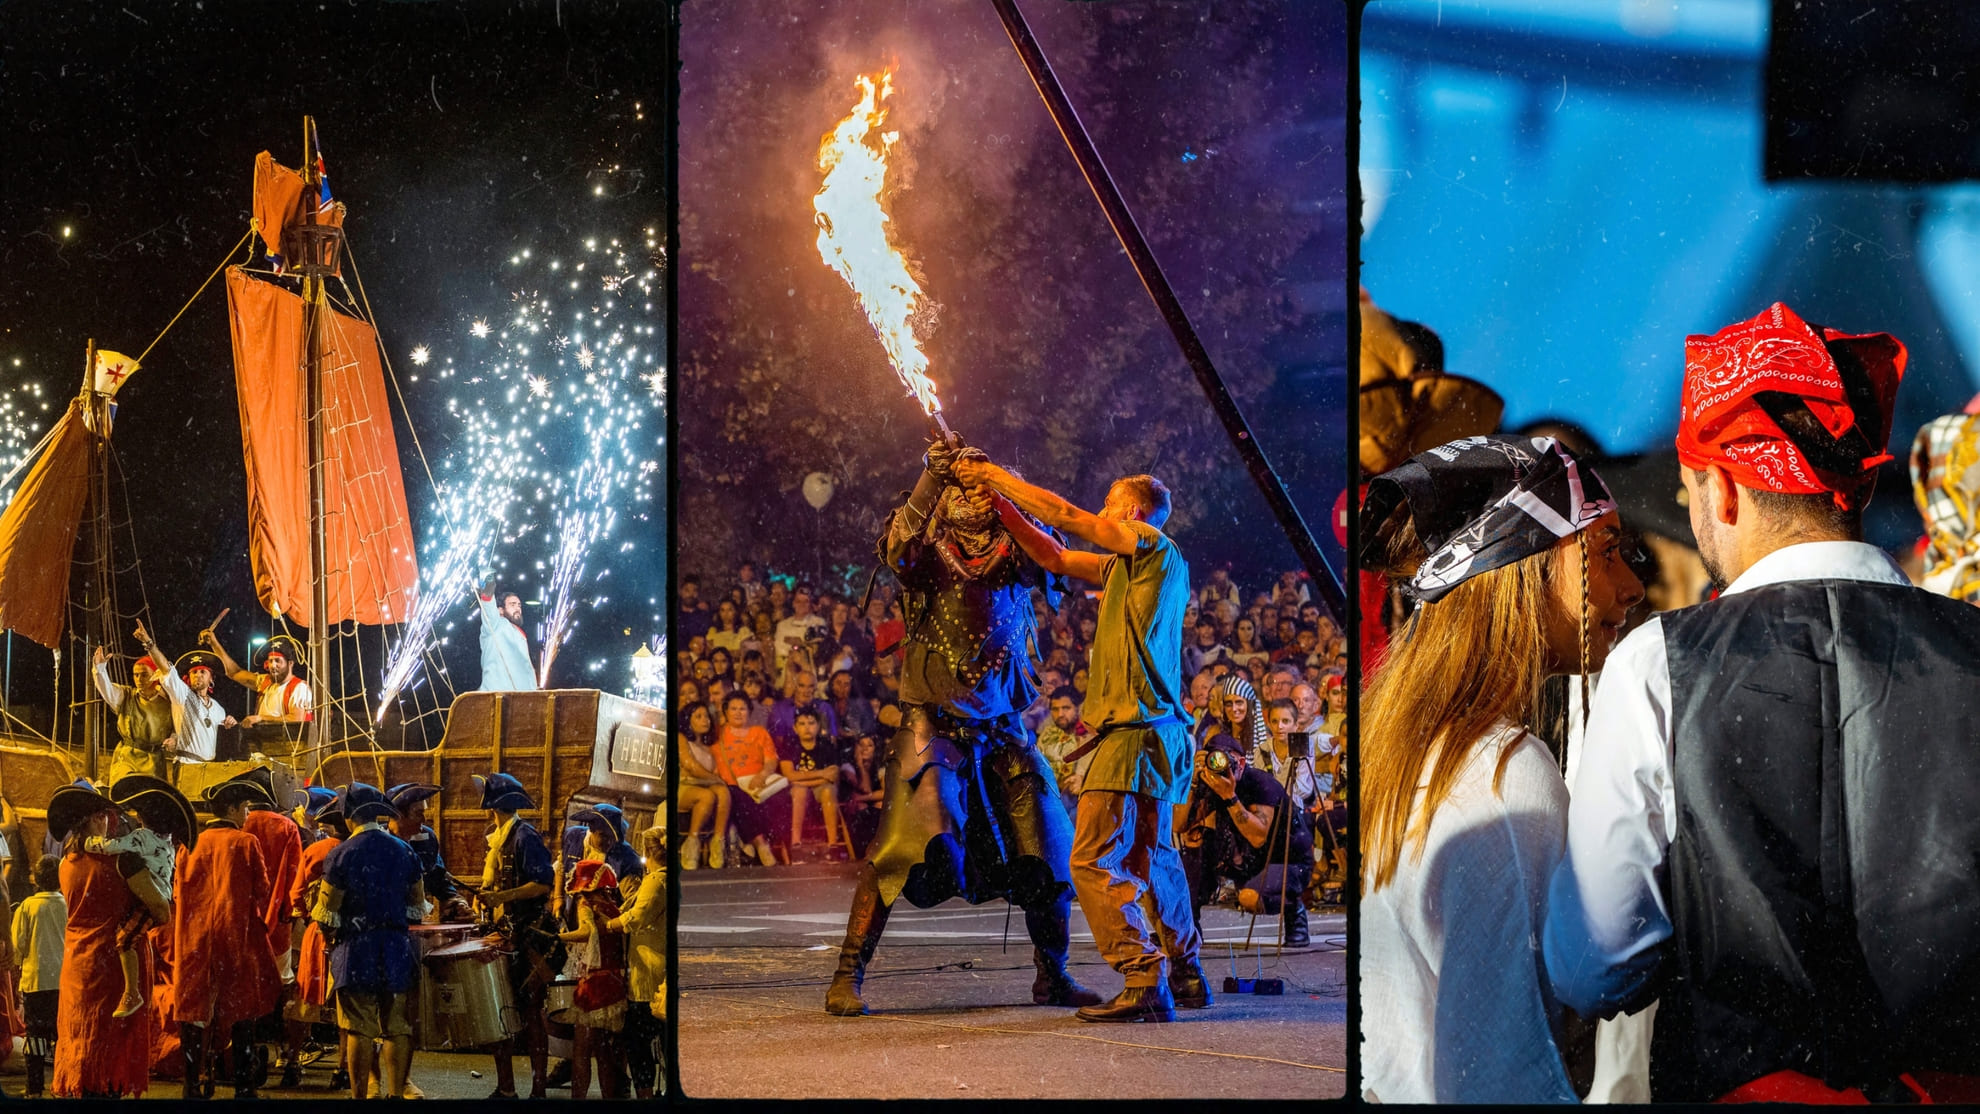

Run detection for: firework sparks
[[813, 69, 941, 417], [374, 228, 664, 716], [0, 380, 49, 509], [409, 345, 431, 366]]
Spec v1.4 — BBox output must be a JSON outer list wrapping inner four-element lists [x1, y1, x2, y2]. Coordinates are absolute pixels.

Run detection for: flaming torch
[[813, 69, 956, 446]]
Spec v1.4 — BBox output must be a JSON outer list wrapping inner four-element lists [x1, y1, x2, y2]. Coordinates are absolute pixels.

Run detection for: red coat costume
[[244, 808, 302, 967], [291, 833, 340, 1006], [172, 822, 278, 1027], [53, 851, 153, 1097]]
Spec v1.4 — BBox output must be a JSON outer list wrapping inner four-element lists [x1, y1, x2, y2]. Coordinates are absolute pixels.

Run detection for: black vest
[[1653, 579, 1980, 1101]]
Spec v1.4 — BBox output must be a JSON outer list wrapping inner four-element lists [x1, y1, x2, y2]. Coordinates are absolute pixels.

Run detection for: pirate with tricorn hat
[[174, 772, 282, 1099], [310, 781, 428, 1100], [472, 770, 559, 1099], [202, 630, 314, 732], [129, 622, 237, 767]]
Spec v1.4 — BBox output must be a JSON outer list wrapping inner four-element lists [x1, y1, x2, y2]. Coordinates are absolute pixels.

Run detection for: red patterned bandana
[[1676, 302, 1906, 510]]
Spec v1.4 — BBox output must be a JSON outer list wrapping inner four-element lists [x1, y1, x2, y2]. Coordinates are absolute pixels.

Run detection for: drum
[[411, 924, 482, 1050], [545, 977, 581, 1026], [410, 923, 476, 956], [423, 938, 519, 1049]]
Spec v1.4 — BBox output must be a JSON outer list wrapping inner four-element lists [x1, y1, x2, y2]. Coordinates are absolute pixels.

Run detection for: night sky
[[0, 1, 666, 732], [677, 0, 1348, 596]]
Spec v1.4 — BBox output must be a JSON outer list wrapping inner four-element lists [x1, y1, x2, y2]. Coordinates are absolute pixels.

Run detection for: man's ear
[[1708, 463, 1741, 527]]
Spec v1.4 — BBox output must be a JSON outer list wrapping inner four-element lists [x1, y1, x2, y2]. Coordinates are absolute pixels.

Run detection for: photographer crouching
[[1175, 733, 1314, 948]]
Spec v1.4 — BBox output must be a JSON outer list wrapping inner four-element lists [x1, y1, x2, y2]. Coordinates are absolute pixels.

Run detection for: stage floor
[[678, 861, 1347, 1099]]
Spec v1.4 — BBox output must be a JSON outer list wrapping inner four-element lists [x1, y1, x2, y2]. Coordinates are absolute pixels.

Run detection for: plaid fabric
[[1910, 413, 1980, 602]]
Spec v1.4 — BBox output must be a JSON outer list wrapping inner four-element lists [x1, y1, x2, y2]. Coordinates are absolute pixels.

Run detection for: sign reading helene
[[609, 722, 666, 781]]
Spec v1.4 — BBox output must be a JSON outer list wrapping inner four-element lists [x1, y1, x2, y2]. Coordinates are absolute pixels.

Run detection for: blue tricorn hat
[[571, 802, 628, 843], [474, 772, 534, 812], [386, 782, 442, 811], [293, 786, 342, 820], [336, 782, 399, 825]]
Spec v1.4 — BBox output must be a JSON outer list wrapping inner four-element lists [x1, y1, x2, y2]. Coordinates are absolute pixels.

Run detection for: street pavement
[[678, 862, 1346, 1100], [0, 1048, 534, 1100]]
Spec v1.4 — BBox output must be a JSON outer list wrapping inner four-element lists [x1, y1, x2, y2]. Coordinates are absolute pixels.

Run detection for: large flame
[[813, 69, 941, 416]]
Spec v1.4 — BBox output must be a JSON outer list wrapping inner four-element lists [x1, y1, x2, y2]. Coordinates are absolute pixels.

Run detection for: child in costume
[[84, 805, 176, 1018]]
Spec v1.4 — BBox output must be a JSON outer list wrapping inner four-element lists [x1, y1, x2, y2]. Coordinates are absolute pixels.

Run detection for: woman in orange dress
[[48, 785, 154, 1098]]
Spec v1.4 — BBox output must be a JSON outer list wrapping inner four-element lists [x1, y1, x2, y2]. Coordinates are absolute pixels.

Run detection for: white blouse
[[1360, 725, 1577, 1104]]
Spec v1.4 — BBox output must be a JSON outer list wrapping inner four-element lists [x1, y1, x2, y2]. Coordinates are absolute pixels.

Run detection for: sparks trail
[[374, 227, 663, 715]]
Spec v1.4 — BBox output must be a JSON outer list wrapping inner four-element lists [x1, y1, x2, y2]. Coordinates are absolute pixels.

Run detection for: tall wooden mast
[[295, 117, 337, 757], [81, 339, 111, 779]]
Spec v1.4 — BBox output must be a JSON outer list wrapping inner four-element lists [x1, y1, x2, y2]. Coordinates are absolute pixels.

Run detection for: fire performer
[[1545, 303, 1980, 1102], [476, 583, 539, 692], [954, 456, 1208, 1023], [175, 774, 281, 1099], [203, 631, 314, 729], [824, 443, 1100, 1017], [311, 782, 429, 1102], [387, 782, 474, 923], [90, 644, 174, 784], [131, 623, 236, 767], [471, 771, 559, 1100]]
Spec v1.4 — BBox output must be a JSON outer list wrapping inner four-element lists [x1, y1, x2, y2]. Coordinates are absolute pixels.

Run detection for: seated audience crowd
[[673, 562, 1350, 908]]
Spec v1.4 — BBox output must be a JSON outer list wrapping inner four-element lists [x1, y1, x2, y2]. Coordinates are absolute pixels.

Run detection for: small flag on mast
[[312, 130, 334, 215], [91, 350, 139, 397]]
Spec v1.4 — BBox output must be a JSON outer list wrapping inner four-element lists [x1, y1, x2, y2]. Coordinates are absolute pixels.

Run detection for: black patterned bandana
[[1360, 435, 1618, 604]]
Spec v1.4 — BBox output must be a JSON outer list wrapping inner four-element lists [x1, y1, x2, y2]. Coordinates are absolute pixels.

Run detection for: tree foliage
[[679, 0, 1346, 587]]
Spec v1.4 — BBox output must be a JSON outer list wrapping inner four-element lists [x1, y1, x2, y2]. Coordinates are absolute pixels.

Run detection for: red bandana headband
[[1676, 302, 1905, 511]]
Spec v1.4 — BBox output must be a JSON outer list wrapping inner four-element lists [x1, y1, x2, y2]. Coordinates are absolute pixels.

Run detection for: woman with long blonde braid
[[1358, 436, 1643, 1104]]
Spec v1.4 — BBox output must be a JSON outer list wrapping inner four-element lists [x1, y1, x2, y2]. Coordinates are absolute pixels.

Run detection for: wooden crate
[[311, 689, 665, 885]]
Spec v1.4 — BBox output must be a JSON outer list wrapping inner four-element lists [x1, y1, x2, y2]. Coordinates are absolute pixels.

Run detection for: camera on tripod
[[1287, 731, 1312, 761]]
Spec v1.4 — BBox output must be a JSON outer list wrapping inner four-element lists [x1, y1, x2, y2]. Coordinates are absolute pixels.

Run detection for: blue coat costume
[[321, 826, 425, 994]]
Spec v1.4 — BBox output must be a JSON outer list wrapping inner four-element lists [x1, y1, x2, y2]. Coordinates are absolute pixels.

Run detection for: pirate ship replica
[[0, 119, 663, 876]]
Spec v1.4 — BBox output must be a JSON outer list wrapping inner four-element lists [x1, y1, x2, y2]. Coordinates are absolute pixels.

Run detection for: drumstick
[[198, 608, 230, 642]]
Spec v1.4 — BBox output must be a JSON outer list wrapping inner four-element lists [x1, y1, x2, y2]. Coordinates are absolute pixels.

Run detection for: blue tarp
[[1361, 0, 1980, 546]]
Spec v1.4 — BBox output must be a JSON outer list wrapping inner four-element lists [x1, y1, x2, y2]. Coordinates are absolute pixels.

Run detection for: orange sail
[[226, 267, 417, 627], [253, 152, 344, 274], [0, 402, 91, 648]]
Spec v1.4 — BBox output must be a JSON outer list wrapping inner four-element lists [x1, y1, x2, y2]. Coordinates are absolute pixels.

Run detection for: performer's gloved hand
[[924, 436, 962, 485]]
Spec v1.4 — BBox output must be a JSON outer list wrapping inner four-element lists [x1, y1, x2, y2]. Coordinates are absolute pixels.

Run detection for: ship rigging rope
[[135, 227, 255, 365], [342, 241, 470, 721]]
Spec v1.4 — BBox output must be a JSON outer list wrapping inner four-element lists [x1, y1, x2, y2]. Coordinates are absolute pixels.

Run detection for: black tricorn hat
[[46, 780, 119, 842], [252, 634, 307, 674], [227, 765, 278, 797], [175, 649, 224, 681], [110, 775, 197, 850], [200, 776, 276, 814]]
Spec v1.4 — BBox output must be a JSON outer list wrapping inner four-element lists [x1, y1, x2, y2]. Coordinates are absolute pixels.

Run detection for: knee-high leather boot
[[231, 1020, 263, 1098], [1283, 897, 1310, 948], [823, 865, 892, 1016], [180, 1023, 208, 1101], [1025, 892, 1102, 1007]]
